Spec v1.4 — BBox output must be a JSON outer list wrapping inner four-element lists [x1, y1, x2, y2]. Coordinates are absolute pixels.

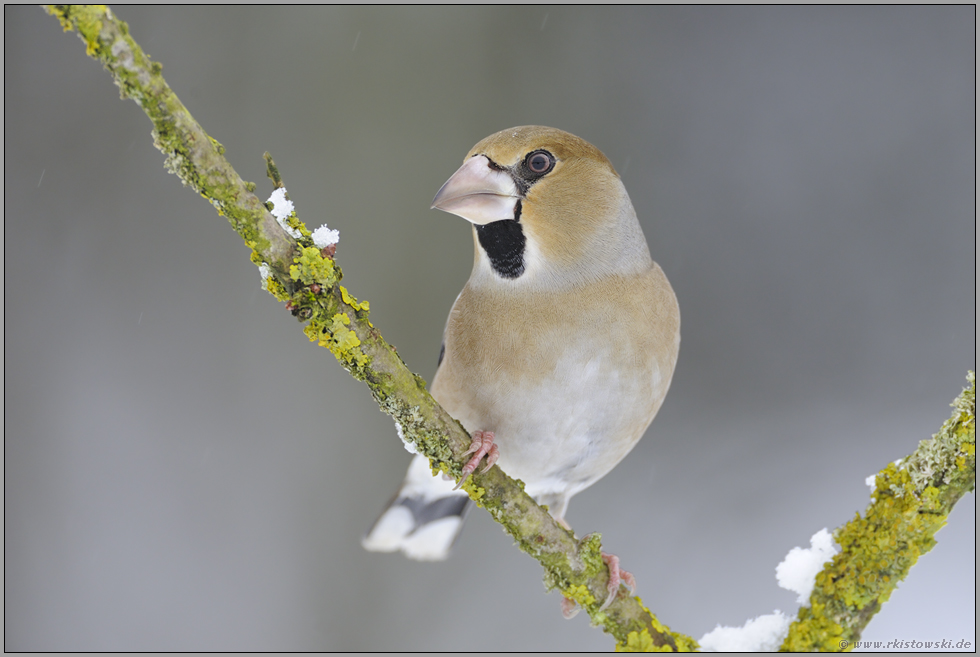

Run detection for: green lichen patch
[[303, 312, 369, 369], [285, 212, 311, 240], [340, 286, 370, 313], [290, 246, 338, 287], [459, 479, 486, 504], [666, 629, 699, 652], [264, 273, 289, 302], [375, 397, 458, 472], [328, 313, 362, 353], [46, 5, 108, 56], [903, 371, 976, 492], [607, 607, 691, 652], [616, 630, 659, 652], [629, 599, 696, 652], [562, 584, 596, 607]]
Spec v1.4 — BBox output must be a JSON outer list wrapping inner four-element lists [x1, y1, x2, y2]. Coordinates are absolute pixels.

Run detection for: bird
[[362, 126, 680, 605]]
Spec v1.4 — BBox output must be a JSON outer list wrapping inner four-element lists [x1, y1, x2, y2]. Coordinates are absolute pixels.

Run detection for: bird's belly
[[435, 347, 664, 504]]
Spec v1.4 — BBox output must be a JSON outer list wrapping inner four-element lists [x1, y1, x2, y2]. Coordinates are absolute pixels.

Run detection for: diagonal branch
[[782, 372, 976, 651], [44, 5, 694, 650]]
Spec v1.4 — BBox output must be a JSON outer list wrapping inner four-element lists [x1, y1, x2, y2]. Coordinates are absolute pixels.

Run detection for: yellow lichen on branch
[[782, 372, 976, 651]]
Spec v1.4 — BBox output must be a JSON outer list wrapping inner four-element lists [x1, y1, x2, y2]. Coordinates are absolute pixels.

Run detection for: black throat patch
[[474, 206, 526, 279]]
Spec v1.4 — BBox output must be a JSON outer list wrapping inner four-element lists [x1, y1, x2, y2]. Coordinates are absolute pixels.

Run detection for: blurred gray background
[[5, 6, 975, 651]]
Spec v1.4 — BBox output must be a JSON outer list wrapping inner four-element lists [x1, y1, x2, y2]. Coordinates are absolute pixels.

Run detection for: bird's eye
[[525, 151, 555, 175]]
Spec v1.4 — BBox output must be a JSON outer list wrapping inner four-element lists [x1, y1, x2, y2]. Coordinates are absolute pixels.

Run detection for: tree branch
[[46, 6, 974, 652], [782, 372, 975, 651]]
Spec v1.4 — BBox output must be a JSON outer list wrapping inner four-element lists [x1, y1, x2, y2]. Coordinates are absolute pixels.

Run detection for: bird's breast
[[430, 264, 679, 501]]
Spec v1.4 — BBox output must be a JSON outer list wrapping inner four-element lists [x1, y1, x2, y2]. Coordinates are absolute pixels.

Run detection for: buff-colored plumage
[[363, 126, 679, 561]]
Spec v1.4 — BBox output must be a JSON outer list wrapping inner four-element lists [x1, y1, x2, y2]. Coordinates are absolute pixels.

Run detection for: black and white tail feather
[[362, 454, 471, 561]]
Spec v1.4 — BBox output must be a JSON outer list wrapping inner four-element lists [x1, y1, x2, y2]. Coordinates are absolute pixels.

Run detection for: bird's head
[[432, 126, 651, 287]]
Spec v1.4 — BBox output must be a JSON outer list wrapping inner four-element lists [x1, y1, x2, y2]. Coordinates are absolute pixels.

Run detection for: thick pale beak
[[430, 155, 519, 225]]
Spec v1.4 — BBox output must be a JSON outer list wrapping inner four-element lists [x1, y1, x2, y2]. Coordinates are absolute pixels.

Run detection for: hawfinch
[[363, 126, 680, 567]]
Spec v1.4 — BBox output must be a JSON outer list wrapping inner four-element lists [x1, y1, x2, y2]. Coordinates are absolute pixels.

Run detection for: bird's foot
[[454, 430, 499, 490], [598, 552, 636, 611], [560, 552, 636, 618]]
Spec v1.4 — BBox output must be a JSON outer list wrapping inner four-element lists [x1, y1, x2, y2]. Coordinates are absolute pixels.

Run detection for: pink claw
[[560, 596, 581, 619], [598, 552, 636, 611], [454, 431, 499, 490], [561, 551, 637, 618]]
